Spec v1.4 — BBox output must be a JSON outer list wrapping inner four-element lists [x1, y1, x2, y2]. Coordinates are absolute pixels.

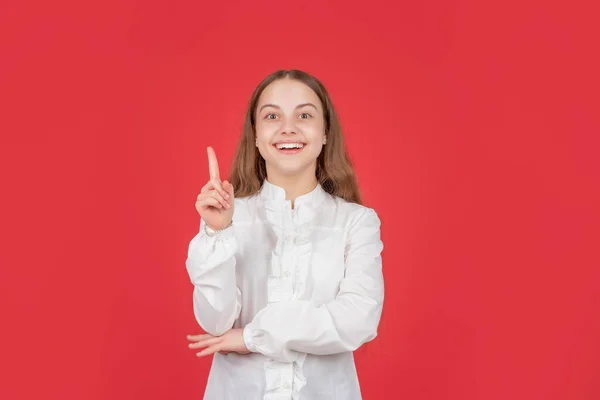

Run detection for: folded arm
[[243, 208, 384, 362]]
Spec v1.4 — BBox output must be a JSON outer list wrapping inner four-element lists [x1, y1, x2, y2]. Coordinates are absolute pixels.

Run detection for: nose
[[280, 116, 298, 135]]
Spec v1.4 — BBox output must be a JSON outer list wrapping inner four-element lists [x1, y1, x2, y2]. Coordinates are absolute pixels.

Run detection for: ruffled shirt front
[[185, 180, 384, 400]]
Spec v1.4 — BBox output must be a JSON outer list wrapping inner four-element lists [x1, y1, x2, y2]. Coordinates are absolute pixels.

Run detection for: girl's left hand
[[187, 328, 251, 357]]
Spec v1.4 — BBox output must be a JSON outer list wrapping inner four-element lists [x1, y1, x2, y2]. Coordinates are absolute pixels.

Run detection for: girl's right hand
[[195, 146, 234, 230]]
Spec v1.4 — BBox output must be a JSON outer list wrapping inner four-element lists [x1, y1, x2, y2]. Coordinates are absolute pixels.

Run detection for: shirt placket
[[279, 202, 298, 300], [269, 202, 298, 400]]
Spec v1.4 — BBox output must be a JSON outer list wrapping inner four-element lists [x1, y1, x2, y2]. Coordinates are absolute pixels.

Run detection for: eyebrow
[[258, 103, 319, 112]]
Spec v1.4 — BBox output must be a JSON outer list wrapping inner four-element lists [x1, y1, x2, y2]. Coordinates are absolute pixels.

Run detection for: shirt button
[[284, 271, 290, 278], [283, 381, 291, 389]]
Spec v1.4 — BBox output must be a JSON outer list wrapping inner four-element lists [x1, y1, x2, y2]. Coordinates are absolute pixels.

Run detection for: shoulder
[[324, 196, 383, 255], [326, 195, 381, 232]]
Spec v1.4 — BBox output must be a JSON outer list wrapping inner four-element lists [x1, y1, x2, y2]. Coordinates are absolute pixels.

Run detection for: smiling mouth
[[273, 142, 305, 154]]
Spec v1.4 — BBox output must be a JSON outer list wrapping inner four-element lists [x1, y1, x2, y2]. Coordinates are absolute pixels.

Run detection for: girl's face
[[254, 78, 326, 180]]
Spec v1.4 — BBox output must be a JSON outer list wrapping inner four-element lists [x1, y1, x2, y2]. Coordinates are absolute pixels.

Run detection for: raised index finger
[[206, 146, 220, 180]]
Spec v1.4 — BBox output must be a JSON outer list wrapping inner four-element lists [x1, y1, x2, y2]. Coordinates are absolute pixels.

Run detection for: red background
[[1, 0, 599, 399]]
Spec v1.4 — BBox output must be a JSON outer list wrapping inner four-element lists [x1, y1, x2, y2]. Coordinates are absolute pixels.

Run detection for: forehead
[[257, 78, 322, 109]]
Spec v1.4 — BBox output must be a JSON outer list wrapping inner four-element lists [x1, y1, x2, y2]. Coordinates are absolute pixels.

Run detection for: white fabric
[[186, 179, 384, 400]]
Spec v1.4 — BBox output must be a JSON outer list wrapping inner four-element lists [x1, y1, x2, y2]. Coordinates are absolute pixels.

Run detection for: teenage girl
[[185, 69, 384, 400]]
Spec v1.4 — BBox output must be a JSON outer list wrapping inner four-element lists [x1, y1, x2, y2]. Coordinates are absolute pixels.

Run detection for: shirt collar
[[259, 179, 327, 209]]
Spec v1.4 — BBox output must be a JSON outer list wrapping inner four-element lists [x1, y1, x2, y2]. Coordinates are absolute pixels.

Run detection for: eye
[[265, 113, 278, 120], [299, 112, 312, 119]]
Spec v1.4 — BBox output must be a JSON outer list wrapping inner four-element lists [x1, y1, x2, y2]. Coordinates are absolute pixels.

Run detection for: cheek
[[255, 127, 275, 158], [304, 124, 325, 144], [254, 129, 269, 149], [255, 123, 277, 142]]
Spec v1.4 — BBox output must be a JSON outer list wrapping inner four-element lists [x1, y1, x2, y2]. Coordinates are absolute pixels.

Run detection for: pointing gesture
[[207, 146, 221, 181], [195, 147, 235, 231]]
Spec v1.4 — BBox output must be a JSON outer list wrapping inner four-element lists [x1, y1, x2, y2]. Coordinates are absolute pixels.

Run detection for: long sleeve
[[185, 218, 241, 336], [242, 207, 384, 363]]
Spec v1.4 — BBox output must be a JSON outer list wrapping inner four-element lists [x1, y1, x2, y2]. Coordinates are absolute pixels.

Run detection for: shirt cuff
[[242, 325, 258, 353], [201, 220, 234, 241]]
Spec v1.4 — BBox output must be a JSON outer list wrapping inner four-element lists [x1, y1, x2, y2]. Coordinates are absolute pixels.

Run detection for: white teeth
[[276, 143, 304, 149]]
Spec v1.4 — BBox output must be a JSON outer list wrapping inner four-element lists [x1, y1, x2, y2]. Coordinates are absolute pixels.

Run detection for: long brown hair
[[229, 69, 362, 204]]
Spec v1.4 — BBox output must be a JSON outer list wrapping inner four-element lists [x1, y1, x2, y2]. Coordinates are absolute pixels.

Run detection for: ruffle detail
[[260, 198, 313, 399], [258, 346, 307, 400], [291, 353, 308, 400], [263, 360, 294, 400], [255, 180, 325, 400]]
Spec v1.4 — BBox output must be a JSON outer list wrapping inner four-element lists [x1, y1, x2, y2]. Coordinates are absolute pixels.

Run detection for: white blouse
[[185, 179, 384, 400]]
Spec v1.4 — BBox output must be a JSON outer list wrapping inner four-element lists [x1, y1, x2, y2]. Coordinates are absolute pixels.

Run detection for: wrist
[[204, 220, 233, 237]]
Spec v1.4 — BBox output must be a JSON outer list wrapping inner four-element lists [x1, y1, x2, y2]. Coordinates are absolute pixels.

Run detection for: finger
[[200, 180, 213, 193], [189, 336, 222, 349], [200, 179, 219, 194], [210, 178, 230, 200], [207, 146, 220, 181], [197, 344, 222, 357], [187, 334, 211, 342], [201, 178, 230, 200], [223, 180, 235, 199], [197, 195, 222, 209], [209, 189, 230, 209]]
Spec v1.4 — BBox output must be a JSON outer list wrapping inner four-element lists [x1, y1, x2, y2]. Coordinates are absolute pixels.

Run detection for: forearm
[[243, 293, 383, 362]]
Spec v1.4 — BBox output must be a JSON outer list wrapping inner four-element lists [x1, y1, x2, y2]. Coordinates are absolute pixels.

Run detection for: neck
[[266, 167, 318, 208]]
